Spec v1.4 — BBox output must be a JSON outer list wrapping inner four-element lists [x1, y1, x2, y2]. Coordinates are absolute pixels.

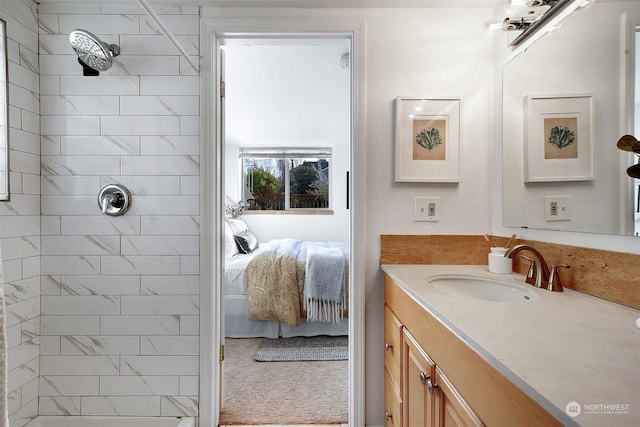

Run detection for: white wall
[[363, 8, 495, 424], [0, 0, 41, 424], [36, 2, 200, 423], [223, 43, 351, 242]]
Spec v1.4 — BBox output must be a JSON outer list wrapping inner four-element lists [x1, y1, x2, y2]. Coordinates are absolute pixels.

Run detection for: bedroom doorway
[[219, 36, 352, 426]]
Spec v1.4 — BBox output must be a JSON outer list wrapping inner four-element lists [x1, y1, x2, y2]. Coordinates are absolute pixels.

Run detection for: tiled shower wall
[[0, 0, 41, 424], [35, 2, 200, 422]]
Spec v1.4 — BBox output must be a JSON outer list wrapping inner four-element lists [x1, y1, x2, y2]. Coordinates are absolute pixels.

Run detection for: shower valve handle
[[98, 184, 131, 216]]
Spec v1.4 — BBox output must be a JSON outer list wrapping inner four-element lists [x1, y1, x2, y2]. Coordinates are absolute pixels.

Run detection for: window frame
[[239, 147, 333, 213]]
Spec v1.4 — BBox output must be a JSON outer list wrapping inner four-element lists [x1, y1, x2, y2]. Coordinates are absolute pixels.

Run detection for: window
[[240, 148, 331, 212]]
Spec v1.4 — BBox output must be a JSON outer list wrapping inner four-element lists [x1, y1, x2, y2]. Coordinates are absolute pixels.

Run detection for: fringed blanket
[[246, 239, 302, 327], [304, 246, 346, 323], [245, 239, 349, 327]]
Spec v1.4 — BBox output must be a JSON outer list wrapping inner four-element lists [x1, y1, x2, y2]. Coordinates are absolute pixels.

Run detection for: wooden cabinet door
[[384, 304, 403, 393], [384, 304, 404, 426], [434, 366, 484, 427], [402, 328, 436, 427], [384, 367, 402, 427]]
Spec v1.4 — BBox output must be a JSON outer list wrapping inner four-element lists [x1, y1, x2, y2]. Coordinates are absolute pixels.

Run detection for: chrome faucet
[[504, 244, 568, 292]]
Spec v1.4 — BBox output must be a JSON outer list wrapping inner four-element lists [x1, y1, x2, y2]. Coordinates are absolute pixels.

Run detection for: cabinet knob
[[384, 342, 392, 351], [419, 371, 428, 385], [384, 411, 392, 421], [427, 377, 438, 395]]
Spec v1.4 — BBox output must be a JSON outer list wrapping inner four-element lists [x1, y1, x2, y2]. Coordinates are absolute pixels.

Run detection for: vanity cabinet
[[385, 300, 483, 427], [384, 272, 560, 426]]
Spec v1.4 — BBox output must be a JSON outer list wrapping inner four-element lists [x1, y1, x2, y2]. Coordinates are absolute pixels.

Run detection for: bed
[[224, 218, 349, 338]]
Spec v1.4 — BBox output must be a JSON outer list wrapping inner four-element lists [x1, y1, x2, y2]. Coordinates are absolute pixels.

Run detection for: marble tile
[[120, 96, 199, 116], [41, 316, 100, 336], [122, 35, 198, 56], [60, 336, 140, 356], [140, 336, 199, 355], [80, 396, 160, 416], [99, 376, 178, 396], [119, 355, 199, 376], [101, 116, 180, 136], [41, 96, 119, 116], [39, 376, 99, 396], [39, 397, 81, 416], [100, 315, 179, 336], [40, 355, 119, 376], [121, 236, 199, 256], [59, 14, 140, 35], [120, 295, 198, 315]]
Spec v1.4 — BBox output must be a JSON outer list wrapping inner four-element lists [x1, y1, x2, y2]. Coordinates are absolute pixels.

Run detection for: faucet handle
[[520, 255, 536, 285], [547, 264, 570, 292]]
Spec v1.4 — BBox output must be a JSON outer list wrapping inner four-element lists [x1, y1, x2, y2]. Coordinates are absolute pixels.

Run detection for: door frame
[[199, 16, 366, 427]]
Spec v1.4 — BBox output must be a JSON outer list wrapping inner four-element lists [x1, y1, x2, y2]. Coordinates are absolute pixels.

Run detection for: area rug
[[220, 338, 348, 425], [255, 335, 348, 362]]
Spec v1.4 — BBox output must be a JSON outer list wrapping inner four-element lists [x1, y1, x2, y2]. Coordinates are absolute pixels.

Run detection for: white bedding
[[224, 252, 253, 296], [223, 240, 349, 297], [223, 239, 349, 338]]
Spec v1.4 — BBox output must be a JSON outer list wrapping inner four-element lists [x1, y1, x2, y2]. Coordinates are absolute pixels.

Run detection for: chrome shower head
[[69, 29, 120, 75]]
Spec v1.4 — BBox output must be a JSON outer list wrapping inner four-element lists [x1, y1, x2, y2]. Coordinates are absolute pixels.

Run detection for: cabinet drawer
[[384, 367, 402, 427], [384, 304, 403, 390]]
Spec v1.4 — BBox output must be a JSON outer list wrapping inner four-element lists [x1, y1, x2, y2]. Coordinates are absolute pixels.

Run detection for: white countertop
[[381, 264, 640, 427]]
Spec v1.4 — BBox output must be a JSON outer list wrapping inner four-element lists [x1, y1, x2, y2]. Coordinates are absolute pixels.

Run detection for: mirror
[[503, 0, 639, 236], [0, 19, 8, 201]]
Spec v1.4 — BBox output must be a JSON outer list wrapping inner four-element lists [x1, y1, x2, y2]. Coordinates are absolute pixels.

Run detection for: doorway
[[220, 37, 351, 425], [198, 15, 366, 427]]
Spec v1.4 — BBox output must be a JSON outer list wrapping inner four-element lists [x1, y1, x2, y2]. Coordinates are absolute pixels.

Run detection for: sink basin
[[428, 275, 540, 303]]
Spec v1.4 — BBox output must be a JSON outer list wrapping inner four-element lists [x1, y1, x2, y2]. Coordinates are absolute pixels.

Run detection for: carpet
[[255, 335, 348, 362], [220, 338, 348, 425]]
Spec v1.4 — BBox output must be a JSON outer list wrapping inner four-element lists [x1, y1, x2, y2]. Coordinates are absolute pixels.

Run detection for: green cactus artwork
[[547, 125, 575, 150], [416, 127, 442, 151]]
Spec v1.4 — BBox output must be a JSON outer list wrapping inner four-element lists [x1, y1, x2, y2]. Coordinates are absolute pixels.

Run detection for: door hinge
[[220, 79, 225, 98], [219, 344, 225, 363]]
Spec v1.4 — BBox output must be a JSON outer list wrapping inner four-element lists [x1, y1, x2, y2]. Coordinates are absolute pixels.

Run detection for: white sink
[[428, 275, 540, 303]]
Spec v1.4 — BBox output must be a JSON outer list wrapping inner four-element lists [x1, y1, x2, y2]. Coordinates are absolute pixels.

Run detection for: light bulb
[[504, 0, 528, 15]]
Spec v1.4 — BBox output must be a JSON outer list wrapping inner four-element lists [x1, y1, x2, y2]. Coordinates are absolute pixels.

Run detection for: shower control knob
[[98, 184, 131, 216]]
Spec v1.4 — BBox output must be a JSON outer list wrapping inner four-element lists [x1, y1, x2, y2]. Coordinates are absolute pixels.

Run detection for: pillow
[[224, 221, 238, 258], [226, 218, 249, 235], [233, 230, 259, 254]]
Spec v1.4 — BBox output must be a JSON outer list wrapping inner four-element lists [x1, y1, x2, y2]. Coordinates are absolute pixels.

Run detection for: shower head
[[69, 29, 120, 75]]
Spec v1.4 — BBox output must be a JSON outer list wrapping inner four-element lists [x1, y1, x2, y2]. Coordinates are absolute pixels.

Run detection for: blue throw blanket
[[304, 246, 346, 323]]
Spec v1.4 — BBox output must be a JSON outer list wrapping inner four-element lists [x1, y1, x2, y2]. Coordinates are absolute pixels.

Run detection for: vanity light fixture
[[502, 0, 594, 47], [502, 16, 536, 31]]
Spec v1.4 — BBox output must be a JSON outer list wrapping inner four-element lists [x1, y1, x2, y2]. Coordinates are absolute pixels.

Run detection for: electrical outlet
[[415, 196, 440, 222], [544, 196, 571, 221]]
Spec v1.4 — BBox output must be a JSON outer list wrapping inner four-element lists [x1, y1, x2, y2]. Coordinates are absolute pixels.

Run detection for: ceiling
[[35, 0, 503, 8]]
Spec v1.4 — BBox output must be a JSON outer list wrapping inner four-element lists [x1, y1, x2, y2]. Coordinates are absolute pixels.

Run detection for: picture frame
[[523, 95, 593, 182], [394, 97, 460, 182]]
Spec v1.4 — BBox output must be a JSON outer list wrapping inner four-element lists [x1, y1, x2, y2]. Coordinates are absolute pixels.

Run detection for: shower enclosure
[[1, 2, 202, 425]]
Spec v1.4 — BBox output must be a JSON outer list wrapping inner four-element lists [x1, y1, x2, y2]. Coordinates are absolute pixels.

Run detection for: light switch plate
[[544, 195, 571, 221], [415, 196, 440, 222]]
